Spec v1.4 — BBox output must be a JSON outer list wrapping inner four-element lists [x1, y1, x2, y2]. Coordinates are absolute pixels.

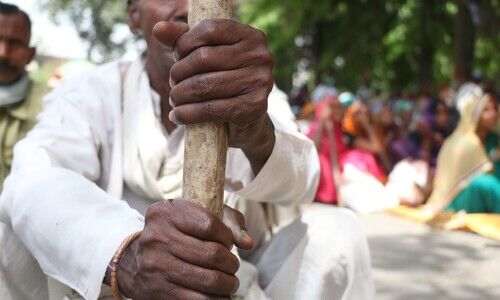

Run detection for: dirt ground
[[358, 213, 500, 300]]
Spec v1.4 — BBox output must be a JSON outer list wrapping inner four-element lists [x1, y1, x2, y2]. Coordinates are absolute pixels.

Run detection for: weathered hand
[[153, 19, 275, 164], [112, 200, 253, 300]]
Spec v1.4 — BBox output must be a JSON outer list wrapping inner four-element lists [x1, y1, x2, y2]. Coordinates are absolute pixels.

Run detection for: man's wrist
[[241, 115, 275, 175], [104, 239, 139, 299], [116, 239, 139, 298]]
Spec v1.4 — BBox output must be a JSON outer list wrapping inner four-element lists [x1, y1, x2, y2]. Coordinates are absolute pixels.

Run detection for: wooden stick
[[182, 0, 232, 219]]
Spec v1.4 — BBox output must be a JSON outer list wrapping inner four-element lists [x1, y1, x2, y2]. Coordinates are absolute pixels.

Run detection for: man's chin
[[0, 71, 23, 86], [0, 77, 20, 86]]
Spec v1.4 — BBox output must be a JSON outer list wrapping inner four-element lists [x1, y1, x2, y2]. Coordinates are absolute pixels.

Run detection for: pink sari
[[309, 99, 387, 204], [340, 149, 386, 182], [308, 99, 347, 204]]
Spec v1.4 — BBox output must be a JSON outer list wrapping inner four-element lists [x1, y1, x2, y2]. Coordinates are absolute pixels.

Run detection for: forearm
[[2, 167, 144, 300], [231, 129, 320, 206], [240, 115, 276, 175]]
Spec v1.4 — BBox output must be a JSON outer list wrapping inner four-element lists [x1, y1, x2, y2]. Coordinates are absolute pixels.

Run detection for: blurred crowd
[[290, 81, 499, 218]]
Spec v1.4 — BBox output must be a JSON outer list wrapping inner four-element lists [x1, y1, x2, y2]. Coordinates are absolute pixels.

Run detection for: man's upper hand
[[113, 200, 253, 300], [153, 19, 275, 166]]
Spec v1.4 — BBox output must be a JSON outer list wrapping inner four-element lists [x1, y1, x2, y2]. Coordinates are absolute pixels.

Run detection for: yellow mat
[[388, 205, 500, 242]]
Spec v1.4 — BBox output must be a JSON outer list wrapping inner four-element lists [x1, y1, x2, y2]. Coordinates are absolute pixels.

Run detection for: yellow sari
[[389, 83, 500, 241]]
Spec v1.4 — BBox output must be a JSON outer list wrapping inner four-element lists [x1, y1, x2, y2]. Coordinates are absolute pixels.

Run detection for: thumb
[[152, 21, 189, 51], [223, 205, 254, 250]]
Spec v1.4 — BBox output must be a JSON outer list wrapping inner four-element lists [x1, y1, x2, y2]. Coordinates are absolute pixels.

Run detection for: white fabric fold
[[122, 59, 184, 200], [0, 59, 325, 300]]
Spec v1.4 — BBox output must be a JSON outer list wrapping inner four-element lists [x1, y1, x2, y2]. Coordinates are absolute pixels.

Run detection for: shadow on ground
[[359, 213, 500, 300]]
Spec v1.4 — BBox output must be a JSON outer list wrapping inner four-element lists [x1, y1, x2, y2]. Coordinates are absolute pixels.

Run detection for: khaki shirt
[[0, 80, 45, 189]]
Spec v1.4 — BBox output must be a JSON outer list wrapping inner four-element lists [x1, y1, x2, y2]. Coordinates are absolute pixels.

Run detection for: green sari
[[447, 134, 500, 213]]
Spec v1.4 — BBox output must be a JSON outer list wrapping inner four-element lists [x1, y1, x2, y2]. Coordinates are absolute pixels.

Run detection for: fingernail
[[169, 110, 182, 125], [173, 50, 180, 61], [169, 97, 175, 108], [169, 77, 175, 88]]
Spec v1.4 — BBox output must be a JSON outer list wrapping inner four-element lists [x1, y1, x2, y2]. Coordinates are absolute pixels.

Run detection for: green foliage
[[43, 0, 128, 62], [42, 0, 499, 92], [240, 0, 499, 93]]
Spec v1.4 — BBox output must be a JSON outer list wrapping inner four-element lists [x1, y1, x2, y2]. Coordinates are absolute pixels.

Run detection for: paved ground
[[358, 213, 500, 300]]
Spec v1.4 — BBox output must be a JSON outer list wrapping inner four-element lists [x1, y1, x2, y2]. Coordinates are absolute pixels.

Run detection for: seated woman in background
[[414, 100, 455, 168], [338, 99, 399, 213], [385, 99, 457, 207], [308, 94, 399, 212], [389, 84, 500, 240], [426, 86, 499, 214], [390, 99, 419, 163], [372, 103, 398, 167], [308, 96, 347, 204], [342, 100, 389, 181]]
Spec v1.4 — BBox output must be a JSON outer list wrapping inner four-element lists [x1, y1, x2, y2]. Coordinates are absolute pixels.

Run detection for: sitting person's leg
[[447, 174, 500, 213], [242, 204, 374, 300]]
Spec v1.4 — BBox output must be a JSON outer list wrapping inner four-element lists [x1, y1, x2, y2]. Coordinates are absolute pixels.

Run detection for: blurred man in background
[[0, 2, 43, 190]]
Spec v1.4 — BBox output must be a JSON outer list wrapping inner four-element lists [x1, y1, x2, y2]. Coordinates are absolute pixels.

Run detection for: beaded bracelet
[[110, 231, 143, 300]]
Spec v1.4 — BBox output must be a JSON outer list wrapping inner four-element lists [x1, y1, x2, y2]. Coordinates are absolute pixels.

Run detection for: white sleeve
[[0, 72, 144, 300], [225, 86, 320, 206]]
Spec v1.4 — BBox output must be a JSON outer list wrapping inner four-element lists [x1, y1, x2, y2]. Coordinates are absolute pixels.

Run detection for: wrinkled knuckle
[[137, 229, 155, 245], [175, 34, 187, 53], [233, 276, 241, 293], [201, 214, 218, 233], [211, 245, 227, 266], [173, 108, 187, 124], [252, 28, 267, 42], [206, 102, 216, 118], [253, 92, 269, 115], [207, 271, 223, 288], [231, 105, 247, 123], [194, 74, 211, 95], [264, 72, 274, 90], [252, 105, 267, 120], [233, 255, 241, 273], [205, 244, 219, 264], [255, 71, 273, 90], [200, 19, 217, 36], [139, 254, 157, 272], [196, 47, 212, 68], [169, 63, 180, 84], [261, 50, 274, 67], [145, 203, 163, 220], [164, 269, 177, 285], [170, 86, 180, 104]]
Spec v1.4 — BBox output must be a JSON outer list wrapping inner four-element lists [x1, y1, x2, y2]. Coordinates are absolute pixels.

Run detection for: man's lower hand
[[113, 200, 253, 300]]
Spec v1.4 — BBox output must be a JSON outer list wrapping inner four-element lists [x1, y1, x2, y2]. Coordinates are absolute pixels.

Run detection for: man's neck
[[145, 57, 178, 134]]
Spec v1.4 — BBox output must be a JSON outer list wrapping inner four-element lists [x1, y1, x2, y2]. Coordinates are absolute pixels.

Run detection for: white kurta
[[0, 60, 373, 300]]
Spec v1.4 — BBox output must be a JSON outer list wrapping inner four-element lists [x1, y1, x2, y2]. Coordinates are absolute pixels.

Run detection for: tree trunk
[[311, 22, 323, 86], [417, 0, 435, 92], [453, 0, 476, 85]]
